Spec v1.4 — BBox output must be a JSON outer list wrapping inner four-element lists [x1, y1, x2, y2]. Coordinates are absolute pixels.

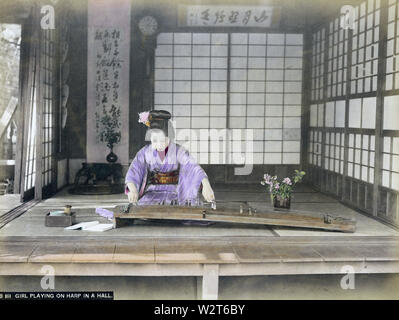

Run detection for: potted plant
[[99, 105, 121, 163], [261, 170, 306, 209]]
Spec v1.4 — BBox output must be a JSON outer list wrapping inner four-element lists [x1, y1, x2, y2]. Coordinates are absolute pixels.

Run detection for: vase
[[273, 195, 291, 209], [106, 148, 118, 163]]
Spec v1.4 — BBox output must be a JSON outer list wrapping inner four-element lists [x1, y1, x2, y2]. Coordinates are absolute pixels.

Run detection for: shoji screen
[[324, 100, 346, 175], [308, 104, 324, 167], [24, 53, 38, 193], [229, 33, 303, 165], [382, 95, 399, 191], [154, 32, 229, 165], [309, 100, 346, 174], [309, 28, 326, 170], [386, 0, 399, 90], [308, 21, 349, 195], [327, 18, 349, 98], [382, 0, 399, 192], [154, 32, 303, 165], [41, 28, 56, 188], [307, 0, 399, 226], [351, 0, 380, 94], [22, 19, 57, 199], [347, 97, 376, 183], [380, 0, 399, 225], [311, 29, 325, 102]]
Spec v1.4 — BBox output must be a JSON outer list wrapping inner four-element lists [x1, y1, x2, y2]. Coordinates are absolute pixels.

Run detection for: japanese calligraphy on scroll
[[93, 28, 122, 145], [180, 5, 279, 28], [87, 0, 130, 164]]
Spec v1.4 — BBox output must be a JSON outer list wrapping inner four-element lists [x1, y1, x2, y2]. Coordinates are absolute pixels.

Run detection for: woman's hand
[[201, 178, 215, 202], [127, 182, 138, 204]]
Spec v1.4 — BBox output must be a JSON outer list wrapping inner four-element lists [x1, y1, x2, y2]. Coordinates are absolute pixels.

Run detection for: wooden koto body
[[112, 203, 356, 233]]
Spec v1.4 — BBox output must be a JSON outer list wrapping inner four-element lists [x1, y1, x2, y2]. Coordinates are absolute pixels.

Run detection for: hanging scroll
[[87, 0, 130, 164]]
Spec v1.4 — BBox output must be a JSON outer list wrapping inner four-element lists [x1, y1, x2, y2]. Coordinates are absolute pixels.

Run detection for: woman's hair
[[145, 120, 175, 142]]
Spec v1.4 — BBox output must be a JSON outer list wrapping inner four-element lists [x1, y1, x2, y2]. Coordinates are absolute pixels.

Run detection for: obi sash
[[147, 169, 179, 185]]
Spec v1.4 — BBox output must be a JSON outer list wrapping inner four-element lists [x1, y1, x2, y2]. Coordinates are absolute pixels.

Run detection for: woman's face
[[150, 131, 169, 151]]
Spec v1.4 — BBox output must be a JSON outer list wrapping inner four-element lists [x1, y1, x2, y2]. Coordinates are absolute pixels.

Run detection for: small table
[[69, 162, 124, 195]]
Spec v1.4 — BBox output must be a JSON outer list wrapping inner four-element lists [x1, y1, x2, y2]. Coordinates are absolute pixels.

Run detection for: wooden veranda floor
[[0, 183, 398, 299]]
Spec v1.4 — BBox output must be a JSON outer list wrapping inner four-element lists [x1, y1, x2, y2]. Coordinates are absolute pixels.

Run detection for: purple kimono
[[125, 142, 207, 205]]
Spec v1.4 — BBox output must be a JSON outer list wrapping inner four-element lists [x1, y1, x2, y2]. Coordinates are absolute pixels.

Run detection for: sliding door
[[154, 32, 303, 166], [19, 7, 58, 201]]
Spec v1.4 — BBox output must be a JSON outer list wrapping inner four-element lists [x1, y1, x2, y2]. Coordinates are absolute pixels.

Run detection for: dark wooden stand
[[69, 162, 124, 195]]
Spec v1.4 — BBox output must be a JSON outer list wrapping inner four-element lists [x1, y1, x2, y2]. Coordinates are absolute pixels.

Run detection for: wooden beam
[[154, 240, 237, 264], [233, 242, 281, 263], [0, 243, 37, 263], [29, 243, 76, 263], [202, 264, 219, 300], [312, 245, 365, 262], [113, 241, 155, 263], [0, 238, 398, 277], [72, 243, 116, 263], [219, 260, 399, 276], [271, 245, 323, 262], [1, 260, 399, 277]]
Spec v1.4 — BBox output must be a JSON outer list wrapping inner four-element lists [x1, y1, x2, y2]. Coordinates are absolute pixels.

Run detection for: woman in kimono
[[125, 110, 215, 205]]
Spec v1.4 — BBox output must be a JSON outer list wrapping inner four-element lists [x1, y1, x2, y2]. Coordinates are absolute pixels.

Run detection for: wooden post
[[202, 264, 219, 300], [34, 10, 43, 201], [225, 33, 231, 180], [343, 25, 353, 203], [301, 25, 313, 173], [321, 22, 329, 191], [196, 276, 202, 300], [13, 22, 27, 195], [19, 10, 36, 201], [373, 0, 389, 217]]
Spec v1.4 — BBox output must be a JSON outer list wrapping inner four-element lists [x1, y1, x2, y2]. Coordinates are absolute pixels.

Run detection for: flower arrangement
[[261, 170, 306, 208], [99, 105, 121, 150], [138, 111, 151, 127]]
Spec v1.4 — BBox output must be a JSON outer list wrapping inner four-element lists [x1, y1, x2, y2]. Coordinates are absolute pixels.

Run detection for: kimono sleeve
[[124, 147, 147, 195], [176, 147, 208, 201]]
